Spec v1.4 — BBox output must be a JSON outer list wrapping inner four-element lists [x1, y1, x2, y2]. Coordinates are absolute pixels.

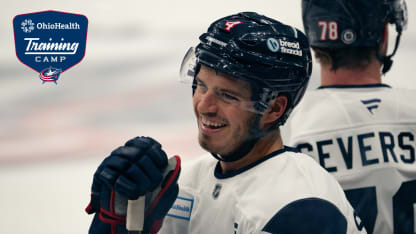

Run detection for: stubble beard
[[198, 114, 261, 158]]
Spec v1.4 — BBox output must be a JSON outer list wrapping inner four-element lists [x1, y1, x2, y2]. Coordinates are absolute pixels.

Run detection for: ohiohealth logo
[[21, 19, 35, 33], [13, 10, 88, 84], [167, 197, 194, 220]]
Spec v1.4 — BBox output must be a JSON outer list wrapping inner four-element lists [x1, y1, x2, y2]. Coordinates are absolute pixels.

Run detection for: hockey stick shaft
[[127, 196, 145, 234]]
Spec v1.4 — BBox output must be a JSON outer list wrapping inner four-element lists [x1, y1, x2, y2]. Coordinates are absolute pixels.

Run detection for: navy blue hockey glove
[[85, 136, 181, 234]]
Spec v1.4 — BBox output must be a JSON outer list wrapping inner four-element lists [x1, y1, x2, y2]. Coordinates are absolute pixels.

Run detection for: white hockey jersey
[[159, 148, 366, 234], [282, 84, 416, 234]]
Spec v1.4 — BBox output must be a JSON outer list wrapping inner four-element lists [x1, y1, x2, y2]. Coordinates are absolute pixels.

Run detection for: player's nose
[[196, 90, 219, 114]]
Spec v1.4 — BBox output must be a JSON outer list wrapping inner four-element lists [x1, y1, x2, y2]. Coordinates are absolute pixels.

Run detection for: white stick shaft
[[127, 196, 145, 231]]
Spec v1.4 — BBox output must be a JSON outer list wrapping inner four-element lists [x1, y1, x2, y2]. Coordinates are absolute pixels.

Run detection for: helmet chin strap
[[377, 31, 402, 75]]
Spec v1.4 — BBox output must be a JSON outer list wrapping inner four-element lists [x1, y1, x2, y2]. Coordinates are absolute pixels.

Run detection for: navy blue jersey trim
[[318, 83, 391, 89], [214, 146, 299, 179], [262, 197, 348, 234]]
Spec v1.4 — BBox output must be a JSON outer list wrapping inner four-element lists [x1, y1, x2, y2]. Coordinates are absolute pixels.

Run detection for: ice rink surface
[[1, 1, 416, 233]]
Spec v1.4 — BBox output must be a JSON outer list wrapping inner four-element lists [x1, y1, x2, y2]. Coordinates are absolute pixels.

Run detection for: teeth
[[201, 118, 226, 128]]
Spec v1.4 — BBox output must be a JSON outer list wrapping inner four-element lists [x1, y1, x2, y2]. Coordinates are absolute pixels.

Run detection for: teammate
[[282, 1, 416, 233], [86, 12, 366, 234]]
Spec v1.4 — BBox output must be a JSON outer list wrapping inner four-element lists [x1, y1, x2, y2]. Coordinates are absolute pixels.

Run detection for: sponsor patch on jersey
[[167, 196, 194, 220], [13, 10, 88, 84]]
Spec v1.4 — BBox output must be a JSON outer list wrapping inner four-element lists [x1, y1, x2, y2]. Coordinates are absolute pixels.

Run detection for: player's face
[[193, 65, 258, 156]]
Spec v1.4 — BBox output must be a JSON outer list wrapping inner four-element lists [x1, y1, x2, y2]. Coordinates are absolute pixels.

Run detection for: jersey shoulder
[[237, 150, 348, 201], [236, 151, 365, 233], [177, 153, 216, 189], [283, 86, 416, 142], [392, 87, 416, 120]]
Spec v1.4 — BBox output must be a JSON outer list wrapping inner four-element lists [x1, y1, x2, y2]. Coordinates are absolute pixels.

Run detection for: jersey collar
[[214, 146, 299, 179], [318, 83, 391, 89]]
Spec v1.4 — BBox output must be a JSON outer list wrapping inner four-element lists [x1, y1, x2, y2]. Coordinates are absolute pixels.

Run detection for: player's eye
[[219, 91, 239, 103], [195, 79, 207, 91]]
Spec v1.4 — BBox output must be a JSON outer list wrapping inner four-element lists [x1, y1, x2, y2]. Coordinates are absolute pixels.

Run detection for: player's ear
[[261, 95, 288, 126], [380, 23, 389, 56]]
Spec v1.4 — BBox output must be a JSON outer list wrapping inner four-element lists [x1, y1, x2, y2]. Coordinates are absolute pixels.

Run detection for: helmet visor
[[179, 47, 197, 84], [393, 0, 408, 32]]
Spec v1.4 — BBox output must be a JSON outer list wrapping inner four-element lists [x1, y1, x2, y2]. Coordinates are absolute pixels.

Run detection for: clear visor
[[179, 47, 269, 114], [179, 47, 197, 84], [394, 0, 408, 32]]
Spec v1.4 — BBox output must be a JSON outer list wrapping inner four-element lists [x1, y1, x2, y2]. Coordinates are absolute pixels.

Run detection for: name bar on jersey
[[36, 22, 80, 30], [24, 37, 79, 55], [296, 130, 415, 173]]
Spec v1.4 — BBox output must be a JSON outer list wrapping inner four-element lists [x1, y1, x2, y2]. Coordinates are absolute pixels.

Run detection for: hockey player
[[86, 12, 366, 234], [282, 1, 416, 233]]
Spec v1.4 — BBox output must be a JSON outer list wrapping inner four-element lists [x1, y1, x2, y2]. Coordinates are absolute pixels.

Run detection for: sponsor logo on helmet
[[267, 38, 279, 52], [267, 38, 302, 56], [279, 39, 302, 56], [341, 29, 356, 45], [279, 39, 300, 49], [206, 35, 227, 47]]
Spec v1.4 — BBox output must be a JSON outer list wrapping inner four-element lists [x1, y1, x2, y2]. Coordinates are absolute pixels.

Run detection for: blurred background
[[1, 1, 415, 233]]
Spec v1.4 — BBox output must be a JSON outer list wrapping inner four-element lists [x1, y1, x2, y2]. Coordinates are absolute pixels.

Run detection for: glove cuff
[[145, 155, 181, 217], [99, 207, 126, 225]]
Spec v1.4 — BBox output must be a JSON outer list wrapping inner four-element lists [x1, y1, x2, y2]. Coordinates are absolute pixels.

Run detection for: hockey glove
[[85, 136, 181, 234]]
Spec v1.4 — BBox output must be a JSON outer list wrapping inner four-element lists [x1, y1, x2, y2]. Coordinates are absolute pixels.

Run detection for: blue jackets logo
[[13, 10, 88, 83]]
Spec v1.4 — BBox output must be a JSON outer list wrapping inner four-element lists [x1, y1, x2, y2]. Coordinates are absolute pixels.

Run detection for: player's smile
[[200, 117, 227, 134]]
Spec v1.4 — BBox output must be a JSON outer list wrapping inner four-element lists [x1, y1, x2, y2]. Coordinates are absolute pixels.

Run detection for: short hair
[[312, 46, 377, 71]]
